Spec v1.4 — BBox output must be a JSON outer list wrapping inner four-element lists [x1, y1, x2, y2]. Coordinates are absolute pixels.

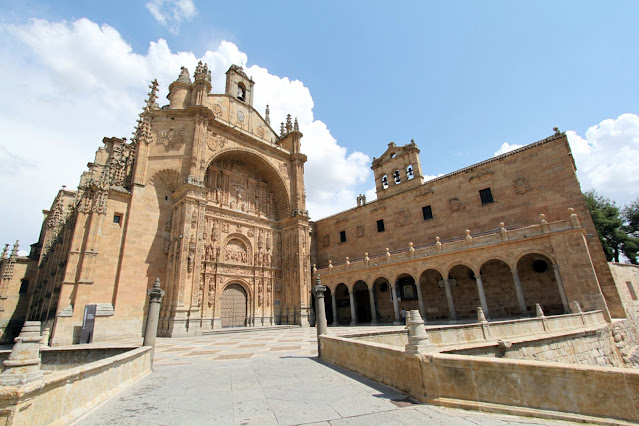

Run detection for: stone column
[[312, 277, 328, 357], [143, 278, 165, 363], [331, 292, 338, 326], [511, 270, 528, 316], [415, 281, 426, 318], [391, 282, 400, 324], [443, 279, 457, 320], [349, 289, 357, 325], [474, 274, 490, 319], [552, 264, 571, 313], [0, 321, 43, 386], [368, 287, 377, 325]]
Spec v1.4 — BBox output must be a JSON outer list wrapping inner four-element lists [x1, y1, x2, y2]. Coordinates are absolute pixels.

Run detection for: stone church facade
[[26, 64, 311, 345], [20, 63, 635, 346]]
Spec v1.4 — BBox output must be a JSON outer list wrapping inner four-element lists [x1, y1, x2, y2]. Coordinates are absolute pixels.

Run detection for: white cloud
[[494, 142, 523, 156], [0, 18, 370, 247], [567, 113, 639, 206], [146, 0, 197, 34]]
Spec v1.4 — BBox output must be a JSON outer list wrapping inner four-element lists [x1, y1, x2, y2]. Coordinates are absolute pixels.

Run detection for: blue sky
[[1, 0, 638, 250]]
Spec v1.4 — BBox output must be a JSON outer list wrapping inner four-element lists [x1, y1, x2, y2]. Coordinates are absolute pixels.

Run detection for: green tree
[[584, 190, 638, 264]]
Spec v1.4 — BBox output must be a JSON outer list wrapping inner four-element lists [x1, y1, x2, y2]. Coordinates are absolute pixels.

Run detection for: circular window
[[533, 260, 548, 273], [380, 282, 388, 292]]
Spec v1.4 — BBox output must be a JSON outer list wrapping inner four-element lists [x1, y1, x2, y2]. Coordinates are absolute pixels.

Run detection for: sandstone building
[[19, 63, 638, 346]]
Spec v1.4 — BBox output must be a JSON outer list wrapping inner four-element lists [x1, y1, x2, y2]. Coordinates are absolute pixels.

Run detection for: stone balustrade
[[317, 213, 579, 275]]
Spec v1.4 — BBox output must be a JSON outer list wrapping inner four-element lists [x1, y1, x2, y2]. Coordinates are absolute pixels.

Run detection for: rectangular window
[[422, 205, 433, 220], [339, 230, 346, 243], [377, 219, 385, 232], [479, 188, 494, 205], [113, 214, 122, 224], [627, 281, 638, 301]]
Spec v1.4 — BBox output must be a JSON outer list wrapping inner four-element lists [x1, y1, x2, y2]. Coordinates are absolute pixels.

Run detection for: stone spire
[[1, 244, 8, 260], [280, 122, 285, 137], [265, 105, 270, 125], [285, 114, 293, 133], [294, 117, 299, 132], [194, 61, 211, 83], [132, 79, 158, 144], [10, 241, 19, 258]]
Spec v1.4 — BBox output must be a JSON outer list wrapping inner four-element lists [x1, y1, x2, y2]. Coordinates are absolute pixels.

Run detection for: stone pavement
[[76, 326, 583, 425]]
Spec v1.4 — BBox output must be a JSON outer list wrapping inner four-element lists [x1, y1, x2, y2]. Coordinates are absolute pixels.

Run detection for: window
[[479, 188, 494, 205], [422, 205, 433, 220], [113, 213, 122, 225], [339, 230, 346, 243], [393, 169, 401, 184], [627, 281, 638, 301], [407, 165, 414, 180], [377, 219, 385, 232], [237, 83, 246, 101], [381, 174, 389, 189]]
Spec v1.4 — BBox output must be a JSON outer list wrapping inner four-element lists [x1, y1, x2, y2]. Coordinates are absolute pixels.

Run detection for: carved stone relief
[[322, 235, 330, 247], [157, 129, 185, 151], [449, 198, 462, 212], [514, 177, 530, 194], [207, 132, 227, 150], [225, 239, 247, 263], [213, 104, 222, 117], [396, 210, 410, 227], [356, 225, 365, 237]]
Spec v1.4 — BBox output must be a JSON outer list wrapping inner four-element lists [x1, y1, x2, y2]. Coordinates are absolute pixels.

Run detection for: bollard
[[477, 307, 488, 323], [143, 278, 165, 364], [405, 310, 435, 354], [312, 275, 328, 357], [0, 321, 44, 386]]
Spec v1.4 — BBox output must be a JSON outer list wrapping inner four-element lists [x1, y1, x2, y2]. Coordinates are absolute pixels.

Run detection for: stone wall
[[0, 346, 151, 425], [452, 327, 622, 367], [320, 335, 639, 423]]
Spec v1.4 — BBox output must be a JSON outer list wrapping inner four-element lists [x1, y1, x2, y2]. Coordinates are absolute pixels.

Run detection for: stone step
[[201, 325, 299, 335]]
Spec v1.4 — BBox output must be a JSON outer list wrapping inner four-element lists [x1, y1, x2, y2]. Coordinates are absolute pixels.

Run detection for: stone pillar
[[312, 277, 328, 357], [511, 270, 528, 316], [143, 278, 165, 363], [474, 274, 490, 319], [415, 281, 426, 318], [443, 279, 456, 320], [368, 287, 377, 325], [552, 264, 571, 313], [331, 292, 338, 326], [349, 289, 357, 325], [0, 321, 44, 386], [391, 282, 400, 324], [405, 310, 435, 354], [40, 327, 50, 349]]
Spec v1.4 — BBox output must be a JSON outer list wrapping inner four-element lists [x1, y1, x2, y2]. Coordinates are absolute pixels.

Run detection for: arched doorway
[[335, 283, 350, 325], [448, 264, 480, 320], [396, 273, 419, 315], [221, 284, 248, 327]]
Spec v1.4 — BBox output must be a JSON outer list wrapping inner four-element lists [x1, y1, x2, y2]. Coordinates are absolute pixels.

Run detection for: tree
[[584, 190, 639, 264]]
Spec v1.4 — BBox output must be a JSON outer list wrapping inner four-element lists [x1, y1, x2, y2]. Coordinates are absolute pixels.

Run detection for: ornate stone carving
[[514, 177, 530, 194], [208, 279, 215, 308], [257, 125, 265, 138], [322, 235, 330, 247], [225, 239, 247, 263], [207, 132, 227, 150], [213, 104, 222, 117], [157, 128, 185, 151], [449, 198, 462, 212], [356, 225, 365, 237], [396, 209, 410, 227]]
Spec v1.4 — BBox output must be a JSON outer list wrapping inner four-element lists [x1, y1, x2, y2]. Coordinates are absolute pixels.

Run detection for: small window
[[237, 83, 246, 101], [339, 230, 346, 243], [627, 281, 638, 301], [407, 165, 414, 180], [479, 188, 494, 205], [422, 205, 433, 220], [381, 174, 389, 189], [113, 214, 122, 224], [393, 169, 401, 184], [377, 219, 385, 232]]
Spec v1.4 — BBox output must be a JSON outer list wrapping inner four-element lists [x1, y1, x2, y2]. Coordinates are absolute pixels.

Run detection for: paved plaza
[[77, 327, 583, 425]]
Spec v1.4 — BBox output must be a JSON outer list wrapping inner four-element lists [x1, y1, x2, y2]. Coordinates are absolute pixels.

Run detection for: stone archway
[[480, 259, 520, 318], [517, 253, 564, 315], [448, 264, 480, 320], [221, 283, 247, 327], [353, 280, 371, 323], [334, 283, 350, 325], [418, 269, 447, 321]]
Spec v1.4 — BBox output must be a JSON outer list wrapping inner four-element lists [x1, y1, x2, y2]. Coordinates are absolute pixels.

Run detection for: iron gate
[[221, 284, 247, 327]]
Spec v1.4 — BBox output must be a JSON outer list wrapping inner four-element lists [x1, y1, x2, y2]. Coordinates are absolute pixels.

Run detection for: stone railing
[[316, 210, 582, 275], [347, 310, 607, 349]]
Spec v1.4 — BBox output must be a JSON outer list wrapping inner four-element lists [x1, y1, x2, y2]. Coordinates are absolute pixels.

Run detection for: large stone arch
[[334, 283, 350, 325], [479, 259, 520, 318], [516, 253, 564, 315], [204, 148, 290, 220], [418, 268, 448, 321], [220, 280, 252, 327], [443, 260, 478, 278], [447, 263, 480, 320]]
